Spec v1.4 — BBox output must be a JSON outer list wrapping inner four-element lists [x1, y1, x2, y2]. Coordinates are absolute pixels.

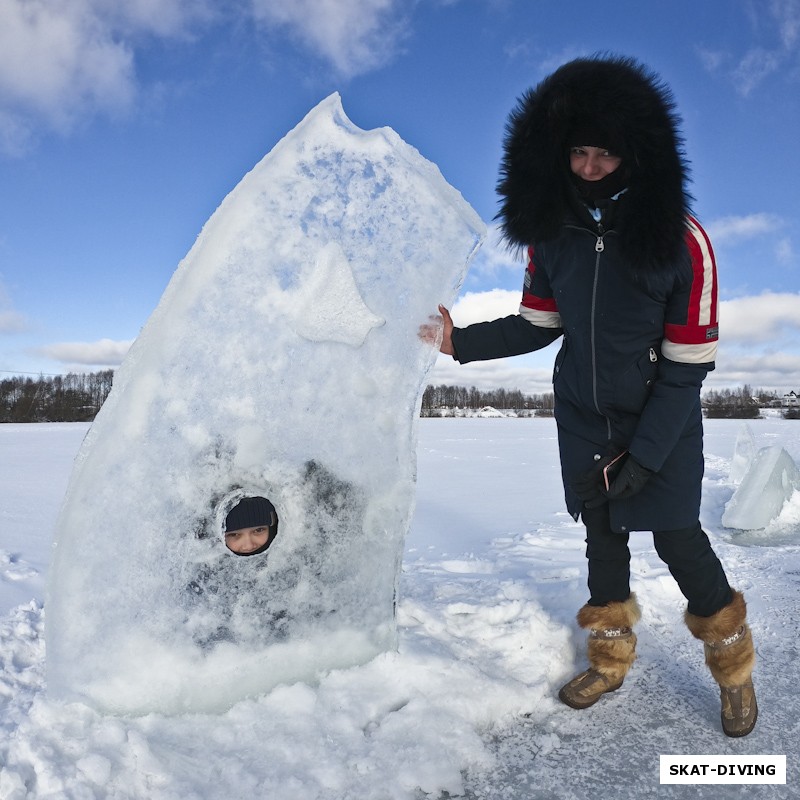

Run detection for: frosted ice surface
[[46, 94, 485, 714], [729, 423, 756, 485], [722, 445, 800, 530]]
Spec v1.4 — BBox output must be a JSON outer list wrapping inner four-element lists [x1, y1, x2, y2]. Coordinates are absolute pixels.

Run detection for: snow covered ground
[[1, 418, 797, 799]]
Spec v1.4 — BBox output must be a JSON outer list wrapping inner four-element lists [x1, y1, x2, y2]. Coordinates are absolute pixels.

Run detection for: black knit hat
[[566, 121, 630, 158], [224, 496, 277, 532], [223, 496, 278, 558]]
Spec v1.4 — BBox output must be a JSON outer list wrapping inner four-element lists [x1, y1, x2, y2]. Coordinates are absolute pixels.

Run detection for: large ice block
[[722, 445, 800, 530], [46, 94, 485, 714]]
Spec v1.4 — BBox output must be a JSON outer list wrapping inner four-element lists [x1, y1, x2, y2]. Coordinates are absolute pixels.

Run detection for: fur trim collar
[[496, 55, 692, 270]]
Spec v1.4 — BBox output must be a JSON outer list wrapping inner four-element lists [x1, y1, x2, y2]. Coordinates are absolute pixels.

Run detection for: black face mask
[[572, 165, 630, 203]]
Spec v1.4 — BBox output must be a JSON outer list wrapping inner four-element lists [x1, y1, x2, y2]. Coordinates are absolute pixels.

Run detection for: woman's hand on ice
[[418, 304, 455, 356]]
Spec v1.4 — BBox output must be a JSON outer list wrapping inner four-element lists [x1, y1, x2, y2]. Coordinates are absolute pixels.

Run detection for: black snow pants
[[582, 504, 733, 617]]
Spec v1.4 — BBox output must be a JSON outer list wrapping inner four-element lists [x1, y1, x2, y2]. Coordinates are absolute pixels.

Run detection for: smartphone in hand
[[603, 451, 628, 492]]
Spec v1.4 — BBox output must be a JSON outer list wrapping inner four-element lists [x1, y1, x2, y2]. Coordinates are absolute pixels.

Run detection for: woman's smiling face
[[569, 146, 623, 181], [224, 525, 271, 554]]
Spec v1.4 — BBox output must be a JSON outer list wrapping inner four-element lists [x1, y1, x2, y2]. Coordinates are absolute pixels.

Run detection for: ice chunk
[[722, 445, 800, 530], [729, 423, 756, 485], [288, 240, 385, 345], [46, 94, 485, 714]]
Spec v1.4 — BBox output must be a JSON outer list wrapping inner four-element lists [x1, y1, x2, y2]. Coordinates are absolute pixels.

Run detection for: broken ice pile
[[722, 424, 800, 530]]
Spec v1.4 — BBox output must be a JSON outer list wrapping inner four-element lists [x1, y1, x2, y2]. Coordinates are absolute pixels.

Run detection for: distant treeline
[[1, 372, 798, 423], [425, 383, 800, 420], [421, 384, 554, 416], [0, 371, 114, 422], [701, 385, 794, 419]]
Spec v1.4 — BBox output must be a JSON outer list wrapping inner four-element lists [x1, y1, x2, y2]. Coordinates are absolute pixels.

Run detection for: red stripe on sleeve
[[521, 244, 559, 312], [665, 219, 719, 345]]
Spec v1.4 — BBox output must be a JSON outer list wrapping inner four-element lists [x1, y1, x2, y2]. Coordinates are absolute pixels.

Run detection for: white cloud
[[0, 2, 134, 140], [468, 223, 524, 278], [0, 283, 27, 333], [98, 0, 215, 39], [773, 0, 800, 49], [705, 213, 783, 244], [36, 338, 133, 366], [775, 238, 794, 264], [707, 350, 800, 392], [720, 292, 800, 344], [0, 107, 33, 157], [451, 288, 520, 326], [0, 0, 211, 153], [0, 309, 27, 333], [698, 48, 725, 73], [250, 0, 410, 78], [733, 48, 781, 96], [0, 0, 410, 152], [701, 0, 800, 96], [705, 213, 795, 269]]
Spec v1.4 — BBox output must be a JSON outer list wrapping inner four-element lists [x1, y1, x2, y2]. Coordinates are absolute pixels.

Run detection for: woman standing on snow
[[424, 55, 757, 737]]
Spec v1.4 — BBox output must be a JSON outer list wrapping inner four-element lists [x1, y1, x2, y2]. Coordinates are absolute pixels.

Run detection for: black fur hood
[[496, 55, 692, 270]]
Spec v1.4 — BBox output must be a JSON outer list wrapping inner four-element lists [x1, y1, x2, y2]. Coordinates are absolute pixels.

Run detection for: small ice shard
[[722, 445, 800, 530], [729, 423, 757, 485], [288, 240, 385, 346]]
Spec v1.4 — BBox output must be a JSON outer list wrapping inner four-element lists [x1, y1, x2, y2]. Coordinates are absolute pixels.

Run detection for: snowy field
[[1, 418, 798, 799]]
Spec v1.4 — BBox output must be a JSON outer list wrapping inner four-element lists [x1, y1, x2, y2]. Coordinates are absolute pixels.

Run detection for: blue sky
[[0, 0, 798, 395]]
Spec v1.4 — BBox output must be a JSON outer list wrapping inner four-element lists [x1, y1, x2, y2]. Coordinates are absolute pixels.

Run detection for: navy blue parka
[[451, 200, 719, 533]]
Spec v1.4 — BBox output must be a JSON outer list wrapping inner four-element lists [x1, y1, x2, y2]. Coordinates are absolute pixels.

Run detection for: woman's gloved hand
[[573, 452, 625, 508], [604, 455, 653, 500]]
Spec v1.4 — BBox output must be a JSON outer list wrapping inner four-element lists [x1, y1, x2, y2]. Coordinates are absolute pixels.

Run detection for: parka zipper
[[563, 219, 614, 441], [589, 222, 611, 439]]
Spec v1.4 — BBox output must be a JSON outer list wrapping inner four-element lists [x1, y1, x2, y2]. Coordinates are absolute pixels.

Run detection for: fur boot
[[685, 590, 757, 737], [559, 594, 641, 709]]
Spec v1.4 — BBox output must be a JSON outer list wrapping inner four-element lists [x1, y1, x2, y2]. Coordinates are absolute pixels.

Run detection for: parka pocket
[[613, 347, 659, 414]]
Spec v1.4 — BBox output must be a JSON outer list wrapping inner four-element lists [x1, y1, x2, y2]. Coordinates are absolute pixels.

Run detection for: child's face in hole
[[224, 525, 271, 554]]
